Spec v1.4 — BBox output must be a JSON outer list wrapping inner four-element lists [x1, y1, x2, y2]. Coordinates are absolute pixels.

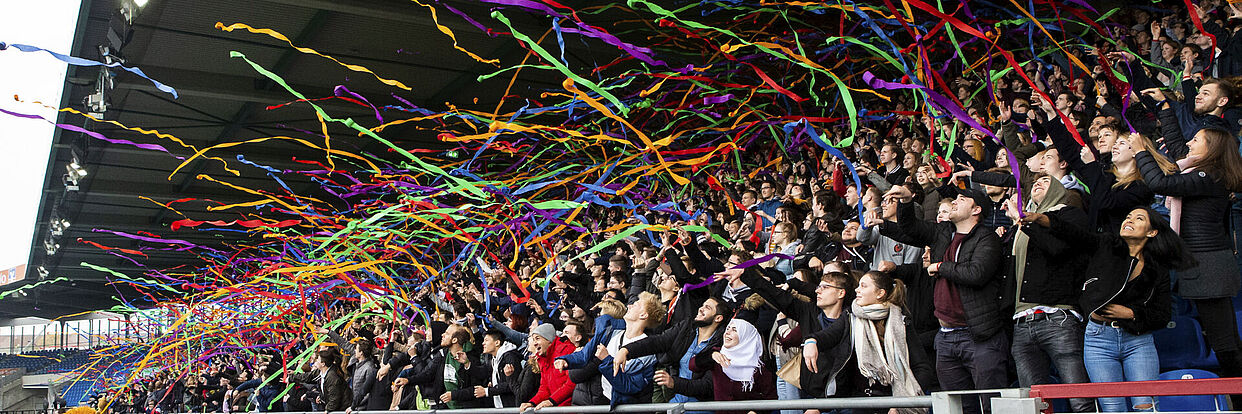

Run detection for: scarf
[[721, 319, 763, 391], [850, 301, 925, 413], [1166, 156, 1200, 234], [1013, 178, 1068, 292]]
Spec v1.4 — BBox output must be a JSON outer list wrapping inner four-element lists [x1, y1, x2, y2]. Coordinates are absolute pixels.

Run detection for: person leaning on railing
[[689, 318, 777, 414]]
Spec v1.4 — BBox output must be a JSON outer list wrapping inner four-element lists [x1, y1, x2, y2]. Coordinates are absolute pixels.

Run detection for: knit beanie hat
[[530, 323, 557, 342]]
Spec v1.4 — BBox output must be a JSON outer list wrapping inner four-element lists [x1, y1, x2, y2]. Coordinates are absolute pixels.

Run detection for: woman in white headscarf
[[690, 318, 776, 414]]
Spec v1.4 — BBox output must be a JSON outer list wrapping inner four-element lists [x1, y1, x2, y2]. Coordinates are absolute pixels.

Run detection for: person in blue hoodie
[[555, 293, 667, 406]]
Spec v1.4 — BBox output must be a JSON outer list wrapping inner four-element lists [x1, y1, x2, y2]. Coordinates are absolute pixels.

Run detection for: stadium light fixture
[[66, 157, 88, 185]]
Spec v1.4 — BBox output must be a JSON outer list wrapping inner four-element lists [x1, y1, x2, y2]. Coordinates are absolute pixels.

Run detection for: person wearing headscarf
[[690, 318, 776, 414], [1003, 174, 1093, 412]]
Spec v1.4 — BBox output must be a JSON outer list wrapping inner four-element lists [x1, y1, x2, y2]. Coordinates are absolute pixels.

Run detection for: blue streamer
[[1, 42, 179, 98]]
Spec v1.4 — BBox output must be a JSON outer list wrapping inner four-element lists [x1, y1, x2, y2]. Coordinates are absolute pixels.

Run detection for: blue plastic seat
[[1153, 316, 1210, 370], [1236, 310, 1242, 337], [1155, 369, 1229, 412]]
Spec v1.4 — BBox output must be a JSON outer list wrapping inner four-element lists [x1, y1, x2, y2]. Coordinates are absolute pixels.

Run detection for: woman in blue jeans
[[1022, 206, 1193, 412]]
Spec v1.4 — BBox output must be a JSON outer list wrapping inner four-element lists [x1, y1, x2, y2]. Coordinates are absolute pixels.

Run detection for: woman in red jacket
[[519, 323, 577, 410]]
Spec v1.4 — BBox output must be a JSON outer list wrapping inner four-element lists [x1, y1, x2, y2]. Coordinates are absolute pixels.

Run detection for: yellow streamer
[[215, 22, 413, 90], [410, 0, 501, 66]]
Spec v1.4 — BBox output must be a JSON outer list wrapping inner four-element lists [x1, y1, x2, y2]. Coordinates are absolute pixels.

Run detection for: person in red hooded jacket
[[519, 322, 576, 410]]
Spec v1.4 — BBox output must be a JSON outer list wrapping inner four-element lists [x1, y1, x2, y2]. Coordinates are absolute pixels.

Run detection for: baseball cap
[[952, 185, 993, 217]]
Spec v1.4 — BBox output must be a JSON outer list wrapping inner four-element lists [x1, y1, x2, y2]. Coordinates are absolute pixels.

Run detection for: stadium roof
[[5, 0, 614, 319]]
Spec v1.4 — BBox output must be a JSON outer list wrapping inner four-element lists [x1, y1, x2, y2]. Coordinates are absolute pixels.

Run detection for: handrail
[[172, 395, 934, 414], [1029, 377, 1242, 414]]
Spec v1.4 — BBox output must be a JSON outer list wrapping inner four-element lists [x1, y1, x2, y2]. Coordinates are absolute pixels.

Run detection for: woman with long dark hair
[[1137, 126, 1242, 389], [1022, 206, 1193, 412], [1044, 119, 1172, 234]]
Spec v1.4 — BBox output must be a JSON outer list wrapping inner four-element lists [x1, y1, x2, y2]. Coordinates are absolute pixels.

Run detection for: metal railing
[[169, 389, 1041, 414]]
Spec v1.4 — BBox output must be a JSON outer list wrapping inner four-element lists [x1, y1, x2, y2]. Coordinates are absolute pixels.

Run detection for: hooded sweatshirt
[[488, 342, 517, 408]]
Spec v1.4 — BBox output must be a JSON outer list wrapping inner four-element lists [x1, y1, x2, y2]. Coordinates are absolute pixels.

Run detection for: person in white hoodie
[[471, 330, 523, 408]]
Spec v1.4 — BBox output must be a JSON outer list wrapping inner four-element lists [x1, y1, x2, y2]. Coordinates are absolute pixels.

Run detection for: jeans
[[1011, 310, 1093, 412], [934, 329, 1009, 414], [1083, 320, 1160, 412], [770, 355, 799, 412]]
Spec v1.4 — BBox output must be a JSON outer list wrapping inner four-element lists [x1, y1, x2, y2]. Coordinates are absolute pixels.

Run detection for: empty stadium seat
[[1153, 316, 1210, 370], [60, 380, 99, 407], [1237, 310, 1242, 338], [1155, 369, 1229, 412]]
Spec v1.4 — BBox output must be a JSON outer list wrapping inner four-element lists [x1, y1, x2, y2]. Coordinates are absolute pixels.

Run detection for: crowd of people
[[89, 1, 1242, 413]]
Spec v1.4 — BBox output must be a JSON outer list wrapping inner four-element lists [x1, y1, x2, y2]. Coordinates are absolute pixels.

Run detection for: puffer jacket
[[885, 201, 1006, 341], [529, 338, 577, 406], [566, 363, 606, 405]]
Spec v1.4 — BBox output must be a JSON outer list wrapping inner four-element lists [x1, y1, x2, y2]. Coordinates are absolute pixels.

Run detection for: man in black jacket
[[884, 185, 1008, 404], [727, 266, 853, 398], [612, 297, 729, 406], [402, 324, 488, 409], [876, 143, 910, 185], [472, 330, 523, 408]]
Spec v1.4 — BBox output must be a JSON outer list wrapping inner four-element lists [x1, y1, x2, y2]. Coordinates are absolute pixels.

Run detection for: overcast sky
[[0, 1, 83, 273]]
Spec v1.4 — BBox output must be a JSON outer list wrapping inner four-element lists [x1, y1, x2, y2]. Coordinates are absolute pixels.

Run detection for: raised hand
[[884, 185, 913, 203]]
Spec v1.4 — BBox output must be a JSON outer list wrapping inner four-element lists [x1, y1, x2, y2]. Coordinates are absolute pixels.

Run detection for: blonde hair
[[963, 138, 985, 161], [596, 298, 626, 318], [1113, 134, 1177, 189], [774, 221, 798, 244], [636, 291, 667, 327]]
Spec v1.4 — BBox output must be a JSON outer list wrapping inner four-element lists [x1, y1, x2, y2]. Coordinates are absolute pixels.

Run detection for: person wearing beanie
[[518, 322, 576, 411]]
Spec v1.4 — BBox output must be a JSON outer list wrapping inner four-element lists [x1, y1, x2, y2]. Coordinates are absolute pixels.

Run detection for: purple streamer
[[335, 85, 383, 122], [0, 107, 184, 159], [681, 253, 792, 292]]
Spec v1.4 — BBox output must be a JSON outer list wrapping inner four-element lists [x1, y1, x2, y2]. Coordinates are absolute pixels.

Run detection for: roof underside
[[5, 0, 630, 319]]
